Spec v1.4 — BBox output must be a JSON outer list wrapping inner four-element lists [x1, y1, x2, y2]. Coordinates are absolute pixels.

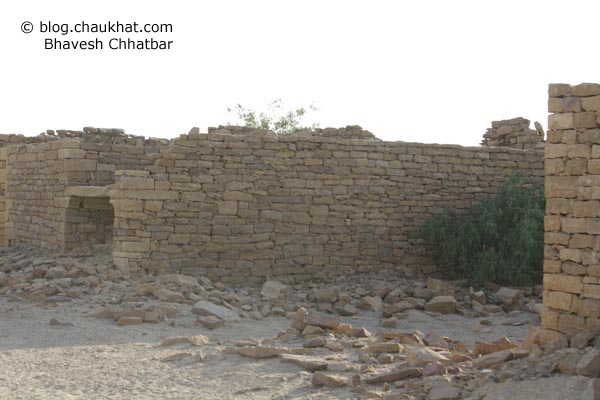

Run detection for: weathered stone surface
[[260, 280, 288, 299], [424, 296, 457, 314], [358, 296, 383, 312], [367, 343, 402, 354], [238, 346, 288, 359], [576, 348, 600, 377], [495, 287, 523, 310], [303, 314, 341, 330], [404, 345, 451, 367], [422, 361, 446, 377], [473, 337, 516, 356], [473, 349, 514, 368], [363, 368, 421, 384], [196, 315, 224, 329], [279, 354, 327, 372], [290, 307, 309, 331], [428, 381, 461, 400], [153, 288, 185, 303], [311, 372, 347, 387], [192, 301, 239, 322]]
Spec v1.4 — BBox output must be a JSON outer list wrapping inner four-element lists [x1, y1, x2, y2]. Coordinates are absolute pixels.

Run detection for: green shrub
[[414, 173, 544, 286], [227, 99, 319, 135]]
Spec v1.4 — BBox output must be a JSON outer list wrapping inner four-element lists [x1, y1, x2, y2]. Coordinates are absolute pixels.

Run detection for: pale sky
[[1, 0, 599, 146]]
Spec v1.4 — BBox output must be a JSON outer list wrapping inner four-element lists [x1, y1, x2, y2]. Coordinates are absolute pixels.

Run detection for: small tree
[[227, 98, 319, 135]]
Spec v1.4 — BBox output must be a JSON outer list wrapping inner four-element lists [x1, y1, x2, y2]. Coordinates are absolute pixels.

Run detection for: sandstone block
[[573, 83, 600, 97], [544, 273, 583, 294], [548, 113, 574, 130], [424, 296, 457, 314]]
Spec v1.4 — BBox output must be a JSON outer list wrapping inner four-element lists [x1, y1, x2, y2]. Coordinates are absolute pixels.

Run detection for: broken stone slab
[[260, 280, 288, 299], [478, 375, 600, 400], [428, 380, 461, 400], [238, 346, 312, 359], [311, 371, 347, 387], [188, 335, 210, 346], [160, 335, 210, 346], [153, 288, 185, 303], [378, 330, 424, 346], [351, 327, 371, 338], [302, 325, 326, 336], [312, 287, 340, 304], [358, 296, 383, 313], [383, 300, 420, 317], [161, 274, 199, 288], [27, 286, 59, 301], [473, 349, 514, 369], [303, 337, 326, 348], [192, 300, 239, 322], [303, 313, 341, 330], [279, 354, 327, 372], [337, 304, 359, 316], [196, 315, 225, 329], [424, 296, 457, 314], [290, 307, 309, 331], [495, 287, 524, 310], [471, 290, 487, 304], [364, 368, 421, 384], [422, 361, 447, 377], [473, 337, 517, 356], [557, 348, 581, 375], [367, 343, 402, 354], [426, 278, 457, 296], [238, 346, 288, 359], [576, 348, 600, 377], [404, 345, 451, 367], [424, 331, 449, 348]]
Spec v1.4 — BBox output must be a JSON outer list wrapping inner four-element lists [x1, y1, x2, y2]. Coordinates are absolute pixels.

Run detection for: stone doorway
[[63, 195, 114, 254]]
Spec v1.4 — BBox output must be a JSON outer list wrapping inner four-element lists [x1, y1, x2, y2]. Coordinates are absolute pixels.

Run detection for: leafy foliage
[[414, 173, 545, 286], [227, 98, 319, 135]]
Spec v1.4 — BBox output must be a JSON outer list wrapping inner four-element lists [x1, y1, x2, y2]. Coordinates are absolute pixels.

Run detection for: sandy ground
[[0, 295, 538, 400]]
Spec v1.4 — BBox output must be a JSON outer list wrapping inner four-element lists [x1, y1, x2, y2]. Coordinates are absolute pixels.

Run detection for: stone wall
[[542, 82, 600, 346], [110, 130, 544, 283], [4, 131, 168, 250], [481, 117, 545, 150]]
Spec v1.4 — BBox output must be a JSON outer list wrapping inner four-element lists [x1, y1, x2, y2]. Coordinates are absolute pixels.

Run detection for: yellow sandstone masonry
[[0, 123, 544, 284], [543, 83, 600, 345]]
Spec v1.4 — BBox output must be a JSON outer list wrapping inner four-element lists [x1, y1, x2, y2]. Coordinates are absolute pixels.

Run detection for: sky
[[1, 0, 599, 146]]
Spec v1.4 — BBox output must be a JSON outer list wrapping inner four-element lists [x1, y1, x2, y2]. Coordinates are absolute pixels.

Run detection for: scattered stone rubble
[[3, 244, 600, 398]]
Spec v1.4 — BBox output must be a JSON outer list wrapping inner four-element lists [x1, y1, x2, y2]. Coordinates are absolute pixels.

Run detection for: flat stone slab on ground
[[192, 301, 240, 322]]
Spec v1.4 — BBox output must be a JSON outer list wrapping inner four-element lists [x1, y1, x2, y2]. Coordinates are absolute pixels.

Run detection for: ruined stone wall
[[542, 83, 600, 346], [4, 130, 168, 250], [111, 130, 544, 283], [481, 117, 545, 150]]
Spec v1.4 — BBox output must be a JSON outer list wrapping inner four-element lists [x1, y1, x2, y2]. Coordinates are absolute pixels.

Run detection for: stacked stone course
[[3, 130, 168, 250], [481, 117, 545, 150], [543, 82, 600, 346], [0, 124, 544, 283], [110, 130, 543, 283]]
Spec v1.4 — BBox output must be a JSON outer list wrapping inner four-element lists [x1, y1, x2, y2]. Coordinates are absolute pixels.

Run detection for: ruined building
[[0, 120, 544, 285]]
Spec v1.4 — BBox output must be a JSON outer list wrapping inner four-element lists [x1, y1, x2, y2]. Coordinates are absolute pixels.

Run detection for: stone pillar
[[543, 82, 600, 348]]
